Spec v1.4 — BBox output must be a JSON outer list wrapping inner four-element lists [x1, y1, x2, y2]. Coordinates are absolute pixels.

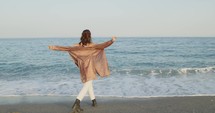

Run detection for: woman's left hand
[[112, 36, 117, 42]]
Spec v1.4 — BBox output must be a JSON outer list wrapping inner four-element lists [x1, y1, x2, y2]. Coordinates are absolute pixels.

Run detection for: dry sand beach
[[0, 96, 215, 113]]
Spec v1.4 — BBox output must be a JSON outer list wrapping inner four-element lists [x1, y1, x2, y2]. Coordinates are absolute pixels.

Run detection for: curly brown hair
[[79, 29, 92, 46]]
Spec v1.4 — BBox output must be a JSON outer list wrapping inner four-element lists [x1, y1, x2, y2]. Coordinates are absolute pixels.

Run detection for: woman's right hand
[[48, 45, 55, 50], [112, 36, 116, 42]]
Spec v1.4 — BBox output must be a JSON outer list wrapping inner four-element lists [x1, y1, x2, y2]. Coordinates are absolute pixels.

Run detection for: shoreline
[[0, 96, 215, 113], [1, 93, 215, 97]]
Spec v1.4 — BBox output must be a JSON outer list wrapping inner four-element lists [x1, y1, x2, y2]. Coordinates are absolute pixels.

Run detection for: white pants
[[77, 80, 95, 101]]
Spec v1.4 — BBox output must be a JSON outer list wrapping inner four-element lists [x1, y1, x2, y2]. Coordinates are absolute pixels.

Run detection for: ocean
[[0, 37, 215, 97]]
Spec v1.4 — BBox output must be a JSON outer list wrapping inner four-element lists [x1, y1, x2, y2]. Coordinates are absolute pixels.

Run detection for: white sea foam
[[0, 71, 215, 96], [178, 67, 215, 74]]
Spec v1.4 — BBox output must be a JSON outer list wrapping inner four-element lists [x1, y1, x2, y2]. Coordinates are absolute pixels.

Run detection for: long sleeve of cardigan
[[51, 46, 74, 51], [50, 40, 114, 51], [93, 40, 114, 49]]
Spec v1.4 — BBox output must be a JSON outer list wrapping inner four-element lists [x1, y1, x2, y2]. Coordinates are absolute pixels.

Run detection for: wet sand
[[0, 96, 215, 113]]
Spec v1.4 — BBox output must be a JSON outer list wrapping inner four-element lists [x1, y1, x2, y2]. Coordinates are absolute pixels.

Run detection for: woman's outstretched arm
[[93, 36, 116, 49], [48, 45, 74, 51], [49, 37, 116, 51]]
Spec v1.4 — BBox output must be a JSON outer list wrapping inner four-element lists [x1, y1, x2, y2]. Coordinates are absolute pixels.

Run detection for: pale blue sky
[[0, 0, 215, 38]]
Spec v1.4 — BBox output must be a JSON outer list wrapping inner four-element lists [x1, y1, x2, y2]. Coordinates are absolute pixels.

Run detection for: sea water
[[0, 37, 215, 97]]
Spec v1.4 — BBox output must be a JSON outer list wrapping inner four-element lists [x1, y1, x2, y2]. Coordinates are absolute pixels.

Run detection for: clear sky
[[0, 0, 215, 38]]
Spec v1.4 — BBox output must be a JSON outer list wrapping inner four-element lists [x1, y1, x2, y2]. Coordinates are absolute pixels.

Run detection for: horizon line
[[0, 36, 215, 39]]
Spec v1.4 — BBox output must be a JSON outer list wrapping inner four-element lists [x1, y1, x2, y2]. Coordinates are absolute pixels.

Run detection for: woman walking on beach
[[49, 29, 116, 113]]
